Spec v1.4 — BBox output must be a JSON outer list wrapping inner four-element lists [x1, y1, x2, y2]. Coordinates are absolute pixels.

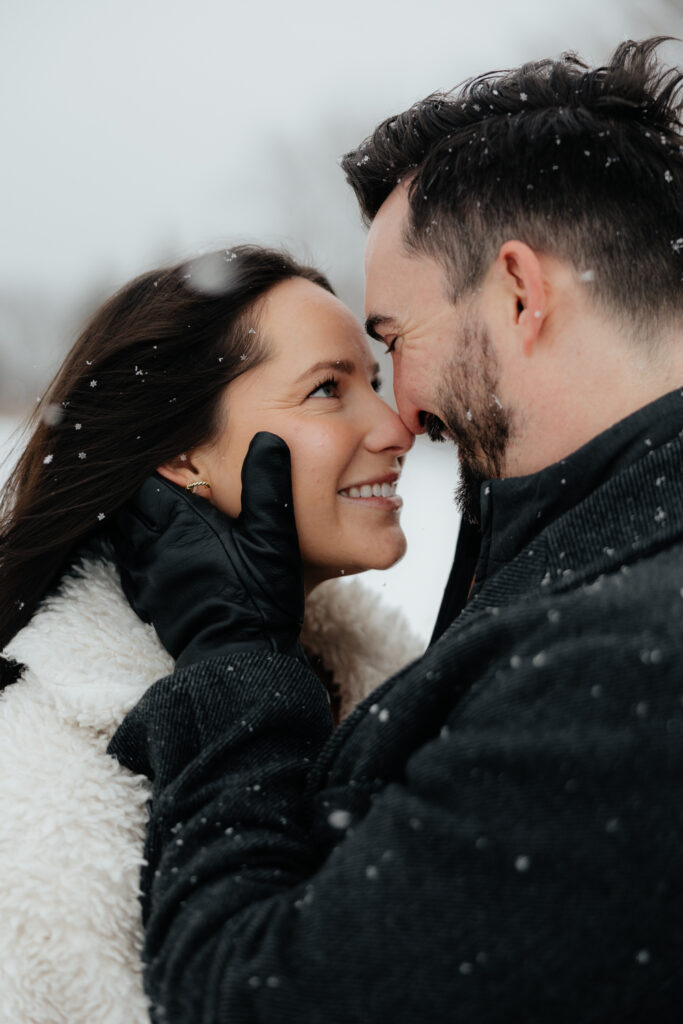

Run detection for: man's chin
[[455, 454, 485, 526]]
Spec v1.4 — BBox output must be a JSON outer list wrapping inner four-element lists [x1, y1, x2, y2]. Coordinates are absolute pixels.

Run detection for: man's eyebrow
[[365, 314, 398, 340], [295, 358, 381, 383]]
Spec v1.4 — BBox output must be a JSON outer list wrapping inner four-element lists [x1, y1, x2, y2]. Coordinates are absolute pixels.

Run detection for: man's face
[[364, 183, 510, 522]]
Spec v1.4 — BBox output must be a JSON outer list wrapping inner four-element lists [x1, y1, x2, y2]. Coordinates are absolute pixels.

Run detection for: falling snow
[[40, 404, 63, 427], [328, 809, 352, 830]]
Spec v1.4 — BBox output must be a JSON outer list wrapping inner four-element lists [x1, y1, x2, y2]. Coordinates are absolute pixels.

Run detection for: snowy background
[[1, 0, 681, 641]]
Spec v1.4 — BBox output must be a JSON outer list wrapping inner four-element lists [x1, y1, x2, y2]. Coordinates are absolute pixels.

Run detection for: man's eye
[[307, 377, 339, 399], [386, 338, 397, 353]]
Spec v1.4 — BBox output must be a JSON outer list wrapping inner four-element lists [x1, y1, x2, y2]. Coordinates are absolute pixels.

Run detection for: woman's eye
[[371, 377, 383, 393], [307, 377, 339, 399]]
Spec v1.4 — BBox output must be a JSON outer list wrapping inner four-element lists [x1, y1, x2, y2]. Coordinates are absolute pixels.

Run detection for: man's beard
[[424, 317, 510, 527]]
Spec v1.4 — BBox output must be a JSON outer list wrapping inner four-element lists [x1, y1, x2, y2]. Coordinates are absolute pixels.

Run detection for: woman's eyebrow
[[295, 358, 381, 383], [295, 359, 355, 382]]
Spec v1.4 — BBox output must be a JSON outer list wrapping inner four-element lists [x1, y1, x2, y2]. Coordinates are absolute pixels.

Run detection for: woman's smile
[[337, 472, 403, 509]]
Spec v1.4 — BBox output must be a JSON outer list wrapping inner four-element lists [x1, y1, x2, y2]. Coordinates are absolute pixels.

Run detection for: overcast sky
[[2, 0, 680, 309]]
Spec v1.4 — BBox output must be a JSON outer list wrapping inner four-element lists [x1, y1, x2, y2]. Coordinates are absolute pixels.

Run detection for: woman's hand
[[111, 432, 305, 667]]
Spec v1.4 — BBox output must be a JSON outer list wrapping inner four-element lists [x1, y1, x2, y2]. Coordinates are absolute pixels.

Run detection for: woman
[[0, 246, 422, 1024]]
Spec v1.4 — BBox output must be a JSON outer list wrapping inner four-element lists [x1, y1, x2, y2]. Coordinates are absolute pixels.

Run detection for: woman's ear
[[157, 453, 212, 498]]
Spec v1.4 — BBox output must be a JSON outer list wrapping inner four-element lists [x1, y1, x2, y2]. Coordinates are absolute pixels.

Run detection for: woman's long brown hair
[[0, 246, 332, 673]]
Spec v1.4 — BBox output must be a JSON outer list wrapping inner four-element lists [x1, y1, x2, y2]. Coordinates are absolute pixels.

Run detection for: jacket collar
[[4, 556, 175, 732], [3, 550, 423, 731], [474, 388, 683, 593], [441, 389, 683, 626]]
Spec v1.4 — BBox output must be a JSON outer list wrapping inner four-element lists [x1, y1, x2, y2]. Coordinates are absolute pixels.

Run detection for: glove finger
[[239, 432, 298, 550], [111, 475, 178, 545], [237, 432, 303, 616]]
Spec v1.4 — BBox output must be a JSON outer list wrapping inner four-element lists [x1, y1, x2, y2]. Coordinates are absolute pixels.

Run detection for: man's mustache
[[424, 411, 473, 450], [424, 413, 447, 442]]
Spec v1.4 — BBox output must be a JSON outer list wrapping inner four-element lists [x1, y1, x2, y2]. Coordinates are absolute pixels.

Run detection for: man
[[110, 38, 683, 1021]]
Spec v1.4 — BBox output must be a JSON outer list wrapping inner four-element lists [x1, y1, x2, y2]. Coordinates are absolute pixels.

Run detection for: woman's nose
[[365, 393, 415, 456]]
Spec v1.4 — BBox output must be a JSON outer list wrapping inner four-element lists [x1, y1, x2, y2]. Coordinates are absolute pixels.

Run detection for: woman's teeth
[[339, 481, 398, 498]]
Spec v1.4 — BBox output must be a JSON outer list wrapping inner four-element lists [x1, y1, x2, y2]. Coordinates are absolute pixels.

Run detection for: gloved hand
[[111, 432, 305, 668]]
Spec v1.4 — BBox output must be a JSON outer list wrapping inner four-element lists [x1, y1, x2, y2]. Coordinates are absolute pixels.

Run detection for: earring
[[185, 480, 211, 492]]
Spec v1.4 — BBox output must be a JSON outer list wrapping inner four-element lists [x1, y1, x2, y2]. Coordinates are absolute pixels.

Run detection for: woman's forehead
[[259, 278, 373, 368]]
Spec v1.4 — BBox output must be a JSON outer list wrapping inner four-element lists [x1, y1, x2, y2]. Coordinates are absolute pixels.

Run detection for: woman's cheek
[[285, 423, 344, 538], [204, 443, 249, 519], [209, 471, 242, 519]]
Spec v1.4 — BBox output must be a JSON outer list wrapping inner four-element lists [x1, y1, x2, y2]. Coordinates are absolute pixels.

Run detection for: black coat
[[110, 391, 683, 1023]]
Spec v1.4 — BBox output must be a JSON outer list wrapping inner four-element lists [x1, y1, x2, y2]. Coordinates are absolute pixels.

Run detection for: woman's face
[[165, 278, 414, 591]]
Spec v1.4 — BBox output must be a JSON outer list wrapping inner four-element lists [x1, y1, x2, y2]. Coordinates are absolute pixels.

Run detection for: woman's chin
[[364, 537, 407, 571], [305, 532, 407, 589]]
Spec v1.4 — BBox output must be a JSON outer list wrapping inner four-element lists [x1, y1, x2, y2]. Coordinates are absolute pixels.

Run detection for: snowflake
[[43, 454, 53, 465], [89, 380, 98, 388]]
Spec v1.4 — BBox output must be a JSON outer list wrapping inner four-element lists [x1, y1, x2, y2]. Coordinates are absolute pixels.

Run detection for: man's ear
[[157, 453, 210, 497], [496, 240, 546, 355]]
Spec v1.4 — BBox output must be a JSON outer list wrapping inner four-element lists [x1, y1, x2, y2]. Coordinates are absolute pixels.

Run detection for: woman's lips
[[339, 480, 398, 499], [337, 476, 402, 510]]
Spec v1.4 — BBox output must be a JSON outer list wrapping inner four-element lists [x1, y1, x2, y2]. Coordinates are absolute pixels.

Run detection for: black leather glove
[[111, 432, 305, 668]]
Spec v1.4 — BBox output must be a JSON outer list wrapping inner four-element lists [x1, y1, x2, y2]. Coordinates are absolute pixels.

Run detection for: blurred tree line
[[1, 1, 680, 414]]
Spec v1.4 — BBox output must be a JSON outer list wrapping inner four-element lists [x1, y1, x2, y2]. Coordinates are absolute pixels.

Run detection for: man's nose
[[393, 370, 427, 435]]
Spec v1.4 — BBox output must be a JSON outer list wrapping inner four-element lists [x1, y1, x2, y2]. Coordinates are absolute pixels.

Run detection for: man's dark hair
[[342, 38, 683, 333]]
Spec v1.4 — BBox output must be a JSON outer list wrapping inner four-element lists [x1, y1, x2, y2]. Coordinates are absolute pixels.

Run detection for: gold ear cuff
[[185, 480, 211, 492]]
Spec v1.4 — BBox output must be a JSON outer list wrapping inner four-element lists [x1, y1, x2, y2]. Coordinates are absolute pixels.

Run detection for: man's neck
[[503, 327, 683, 480]]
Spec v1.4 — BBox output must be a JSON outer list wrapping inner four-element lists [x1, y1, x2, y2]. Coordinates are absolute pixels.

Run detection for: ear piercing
[[185, 480, 211, 492]]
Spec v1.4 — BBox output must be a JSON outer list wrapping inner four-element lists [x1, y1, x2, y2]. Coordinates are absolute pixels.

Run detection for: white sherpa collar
[[5, 553, 424, 732]]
